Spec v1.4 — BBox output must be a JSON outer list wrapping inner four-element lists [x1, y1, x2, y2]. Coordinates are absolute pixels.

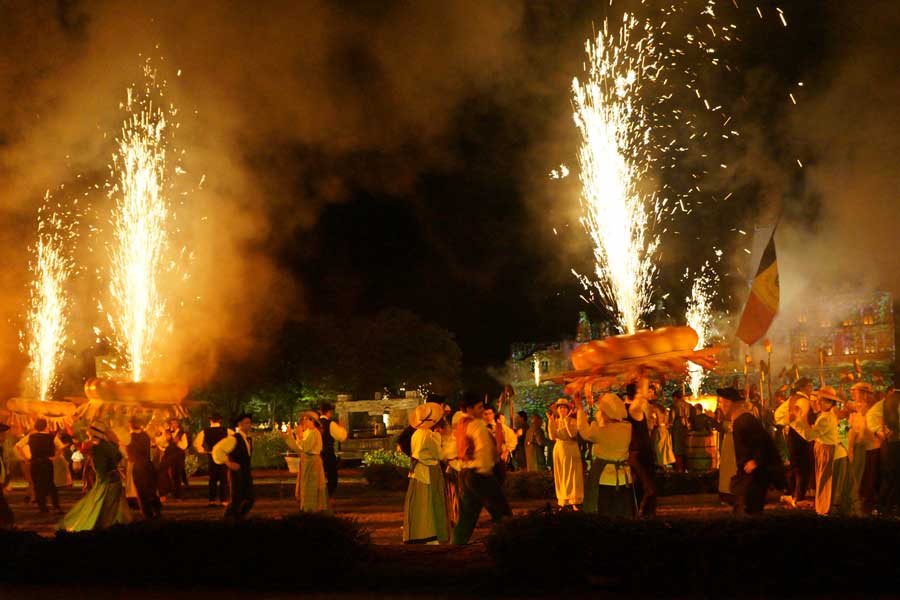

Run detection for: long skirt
[[718, 432, 737, 494], [813, 443, 835, 515], [403, 464, 450, 544], [59, 478, 132, 532], [296, 454, 329, 513], [444, 466, 460, 528], [552, 440, 584, 506], [653, 426, 676, 467], [847, 444, 867, 515]]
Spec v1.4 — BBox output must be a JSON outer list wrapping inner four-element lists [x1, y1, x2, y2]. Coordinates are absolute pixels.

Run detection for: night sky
[[0, 0, 897, 393]]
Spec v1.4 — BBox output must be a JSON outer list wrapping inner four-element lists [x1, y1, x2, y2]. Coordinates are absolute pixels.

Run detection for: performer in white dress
[[546, 398, 584, 508]]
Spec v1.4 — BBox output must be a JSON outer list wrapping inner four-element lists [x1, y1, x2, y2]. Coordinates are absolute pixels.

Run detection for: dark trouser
[[31, 458, 59, 511], [0, 487, 13, 528], [878, 441, 900, 515], [831, 456, 852, 516], [787, 430, 813, 502], [158, 449, 186, 498], [628, 451, 657, 517], [451, 469, 511, 545], [596, 484, 636, 518], [860, 448, 881, 514], [225, 468, 254, 521], [208, 459, 229, 503], [322, 452, 338, 498], [732, 471, 770, 517], [132, 460, 161, 519]]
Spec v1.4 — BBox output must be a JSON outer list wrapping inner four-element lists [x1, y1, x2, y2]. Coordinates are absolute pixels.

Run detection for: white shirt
[[797, 409, 840, 446], [776, 393, 812, 439], [193, 426, 234, 454], [212, 431, 252, 465], [410, 429, 442, 484], [576, 409, 632, 485], [866, 400, 884, 449], [459, 417, 497, 475], [155, 429, 189, 451], [322, 418, 349, 443]]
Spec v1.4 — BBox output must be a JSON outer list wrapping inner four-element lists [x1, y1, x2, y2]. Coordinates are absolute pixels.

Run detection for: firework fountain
[[571, 14, 661, 335], [79, 64, 189, 422], [6, 196, 79, 430], [103, 69, 174, 383], [685, 261, 719, 395]]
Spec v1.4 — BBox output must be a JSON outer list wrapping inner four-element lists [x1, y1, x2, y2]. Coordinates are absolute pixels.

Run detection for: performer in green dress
[[403, 402, 450, 544], [59, 421, 132, 531]]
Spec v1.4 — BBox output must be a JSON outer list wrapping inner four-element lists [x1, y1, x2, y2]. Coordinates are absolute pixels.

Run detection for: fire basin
[[6, 397, 77, 431], [76, 378, 190, 422], [84, 377, 188, 405]]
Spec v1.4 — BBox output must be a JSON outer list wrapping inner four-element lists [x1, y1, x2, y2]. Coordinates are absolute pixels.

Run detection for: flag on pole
[[736, 229, 779, 345]]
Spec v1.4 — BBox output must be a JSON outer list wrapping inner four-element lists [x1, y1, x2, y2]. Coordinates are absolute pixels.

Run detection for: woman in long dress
[[650, 403, 675, 469], [59, 421, 132, 531], [717, 408, 737, 500], [546, 399, 584, 509], [403, 402, 450, 544], [576, 394, 635, 517], [524, 414, 547, 472], [284, 413, 329, 513]]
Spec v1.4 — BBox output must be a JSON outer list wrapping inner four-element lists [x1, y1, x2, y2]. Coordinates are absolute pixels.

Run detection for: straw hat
[[549, 398, 573, 413], [817, 386, 840, 403], [411, 402, 443, 430], [597, 393, 626, 421]]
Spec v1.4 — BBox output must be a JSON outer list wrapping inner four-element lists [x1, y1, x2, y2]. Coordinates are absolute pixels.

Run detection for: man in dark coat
[[719, 387, 785, 516], [126, 417, 161, 519]]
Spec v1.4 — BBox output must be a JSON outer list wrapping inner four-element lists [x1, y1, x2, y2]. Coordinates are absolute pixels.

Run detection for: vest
[[625, 405, 652, 456], [228, 433, 252, 470], [320, 417, 336, 458], [127, 431, 153, 463], [28, 432, 56, 462], [203, 425, 229, 452]]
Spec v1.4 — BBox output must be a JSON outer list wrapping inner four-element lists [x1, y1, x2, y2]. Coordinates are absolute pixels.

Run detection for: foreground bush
[[487, 510, 900, 596], [0, 514, 370, 589]]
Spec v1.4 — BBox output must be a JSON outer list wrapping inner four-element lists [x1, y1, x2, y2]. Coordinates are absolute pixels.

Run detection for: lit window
[[844, 336, 858, 355], [862, 311, 875, 325], [799, 336, 808, 352], [541, 360, 549, 373], [826, 344, 834, 356], [842, 318, 854, 327], [820, 318, 831, 328], [798, 313, 808, 324], [864, 339, 877, 354]]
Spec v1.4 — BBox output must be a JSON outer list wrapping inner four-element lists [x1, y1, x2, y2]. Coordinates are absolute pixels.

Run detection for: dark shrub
[[657, 469, 719, 496], [250, 432, 289, 470], [0, 514, 371, 590], [361, 463, 410, 490], [487, 511, 900, 596]]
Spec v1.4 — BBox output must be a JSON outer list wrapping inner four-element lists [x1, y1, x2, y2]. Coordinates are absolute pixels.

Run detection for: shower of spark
[[571, 13, 662, 334], [105, 66, 177, 382], [21, 196, 77, 402], [685, 261, 719, 395]]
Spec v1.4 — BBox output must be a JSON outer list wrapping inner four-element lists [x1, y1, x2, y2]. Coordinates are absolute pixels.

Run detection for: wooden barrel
[[685, 431, 718, 472]]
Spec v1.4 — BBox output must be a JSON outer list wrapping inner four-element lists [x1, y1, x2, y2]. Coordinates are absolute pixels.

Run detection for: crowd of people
[[0, 404, 349, 530], [0, 377, 897, 543]]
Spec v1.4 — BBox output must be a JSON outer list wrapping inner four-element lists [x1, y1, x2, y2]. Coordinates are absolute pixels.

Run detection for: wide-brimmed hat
[[597, 393, 626, 421], [549, 398, 573, 412], [817, 386, 840, 403], [411, 402, 443, 430], [716, 387, 743, 403], [851, 382, 873, 393], [89, 421, 109, 440]]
